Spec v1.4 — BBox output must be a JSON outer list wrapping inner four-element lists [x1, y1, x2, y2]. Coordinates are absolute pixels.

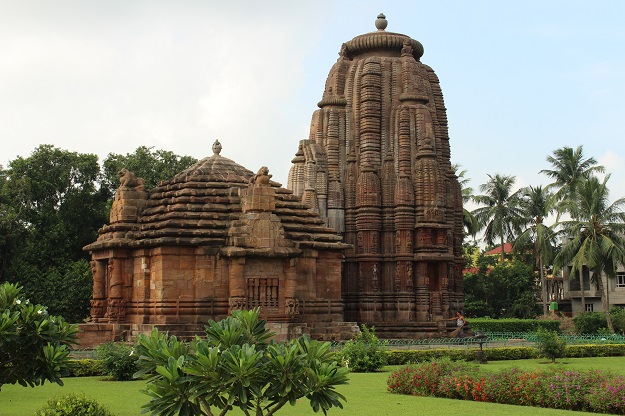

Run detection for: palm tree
[[540, 145, 604, 218], [452, 164, 479, 239], [514, 185, 556, 315], [541, 145, 604, 309], [472, 174, 526, 262], [554, 175, 625, 332]]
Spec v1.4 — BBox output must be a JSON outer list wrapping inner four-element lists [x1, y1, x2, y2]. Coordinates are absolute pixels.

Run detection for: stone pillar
[[106, 258, 125, 322], [228, 258, 246, 312], [90, 260, 107, 321]]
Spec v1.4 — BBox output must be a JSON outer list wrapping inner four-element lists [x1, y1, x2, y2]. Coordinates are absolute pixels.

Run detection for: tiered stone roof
[[84, 143, 348, 254]]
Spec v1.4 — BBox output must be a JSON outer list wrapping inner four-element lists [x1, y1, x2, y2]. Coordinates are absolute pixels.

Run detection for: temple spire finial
[[212, 139, 222, 156], [375, 13, 387, 31]]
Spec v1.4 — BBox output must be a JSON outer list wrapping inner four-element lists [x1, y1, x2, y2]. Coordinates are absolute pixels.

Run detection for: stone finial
[[212, 139, 222, 156], [375, 13, 387, 31]]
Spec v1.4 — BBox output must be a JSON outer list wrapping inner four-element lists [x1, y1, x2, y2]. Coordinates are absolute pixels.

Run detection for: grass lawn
[[1, 357, 620, 416]]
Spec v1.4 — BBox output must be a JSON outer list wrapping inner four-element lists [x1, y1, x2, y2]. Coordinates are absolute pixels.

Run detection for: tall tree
[[0, 145, 108, 321], [554, 175, 625, 332], [472, 174, 526, 262], [452, 164, 479, 240], [515, 186, 556, 315], [540, 145, 604, 218], [541, 145, 604, 309]]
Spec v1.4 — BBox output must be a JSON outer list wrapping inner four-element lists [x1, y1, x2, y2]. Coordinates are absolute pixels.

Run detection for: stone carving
[[90, 299, 105, 319], [118, 168, 145, 190], [285, 298, 300, 315], [229, 296, 246, 312], [106, 299, 125, 321], [249, 166, 272, 187], [401, 38, 413, 57], [372, 264, 378, 291]]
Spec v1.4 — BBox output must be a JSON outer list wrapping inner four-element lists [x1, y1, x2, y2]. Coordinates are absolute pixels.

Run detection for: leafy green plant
[[0, 282, 78, 390], [95, 342, 138, 381], [469, 318, 560, 333], [572, 311, 607, 334], [338, 325, 387, 373], [68, 359, 104, 377], [134, 308, 348, 416], [34, 393, 114, 416], [535, 328, 566, 363]]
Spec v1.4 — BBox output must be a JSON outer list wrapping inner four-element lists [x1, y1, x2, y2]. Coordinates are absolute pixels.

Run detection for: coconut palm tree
[[554, 175, 625, 332], [514, 185, 556, 315], [540, 145, 604, 218], [541, 145, 604, 309], [472, 174, 526, 262], [452, 164, 479, 239]]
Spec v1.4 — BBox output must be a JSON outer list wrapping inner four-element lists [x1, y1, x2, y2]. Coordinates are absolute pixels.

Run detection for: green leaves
[[136, 311, 348, 416], [0, 282, 78, 390]]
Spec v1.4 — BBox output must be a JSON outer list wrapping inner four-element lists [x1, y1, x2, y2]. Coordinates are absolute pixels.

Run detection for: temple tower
[[288, 14, 464, 337]]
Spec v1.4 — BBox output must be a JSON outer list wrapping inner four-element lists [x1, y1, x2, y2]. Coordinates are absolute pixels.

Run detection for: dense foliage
[[468, 318, 560, 333], [388, 360, 625, 414], [134, 309, 348, 416], [0, 145, 196, 323], [463, 258, 541, 319], [34, 393, 114, 416], [0, 282, 78, 390], [95, 342, 138, 381], [337, 325, 387, 373]]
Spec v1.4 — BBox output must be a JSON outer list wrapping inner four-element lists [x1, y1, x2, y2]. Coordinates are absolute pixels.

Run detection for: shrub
[[469, 318, 560, 333], [0, 282, 78, 389], [68, 359, 103, 377], [387, 358, 472, 396], [535, 328, 566, 363], [586, 375, 625, 414], [34, 393, 114, 416], [564, 343, 625, 358], [95, 342, 138, 381], [338, 325, 387, 372], [610, 306, 625, 335], [134, 309, 348, 416], [388, 359, 624, 413], [572, 311, 607, 334]]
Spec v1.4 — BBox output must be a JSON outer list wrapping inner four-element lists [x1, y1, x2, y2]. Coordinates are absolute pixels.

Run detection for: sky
[[1, 1, 624, 208]]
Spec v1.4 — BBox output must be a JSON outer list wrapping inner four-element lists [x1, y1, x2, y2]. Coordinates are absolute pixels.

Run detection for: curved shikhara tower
[[288, 15, 464, 335]]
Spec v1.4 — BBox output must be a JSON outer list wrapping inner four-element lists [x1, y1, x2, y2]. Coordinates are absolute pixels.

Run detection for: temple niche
[[81, 141, 356, 346], [288, 14, 464, 337]]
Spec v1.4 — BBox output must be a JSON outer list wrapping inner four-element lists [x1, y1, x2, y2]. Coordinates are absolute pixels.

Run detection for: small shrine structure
[[81, 141, 355, 346]]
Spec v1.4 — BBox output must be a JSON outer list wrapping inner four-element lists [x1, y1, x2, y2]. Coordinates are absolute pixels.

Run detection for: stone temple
[[81, 141, 356, 345], [288, 14, 464, 337], [81, 15, 463, 345]]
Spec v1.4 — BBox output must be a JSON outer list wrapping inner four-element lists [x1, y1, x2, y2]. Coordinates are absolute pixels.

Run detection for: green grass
[[1, 357, 621, 416]]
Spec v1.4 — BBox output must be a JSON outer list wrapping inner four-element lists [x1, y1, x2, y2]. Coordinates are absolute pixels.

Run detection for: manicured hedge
[[68, 359, 103, 377], [468, 318, 560, 333], [386, 344, 625, 365]]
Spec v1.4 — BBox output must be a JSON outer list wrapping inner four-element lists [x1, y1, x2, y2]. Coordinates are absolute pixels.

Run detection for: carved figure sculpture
[[118, 168, 145, 190], [249, 166, 272, 187]]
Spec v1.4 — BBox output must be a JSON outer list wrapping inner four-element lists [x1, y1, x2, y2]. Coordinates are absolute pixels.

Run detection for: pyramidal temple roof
[[85, 141, 349, 253]]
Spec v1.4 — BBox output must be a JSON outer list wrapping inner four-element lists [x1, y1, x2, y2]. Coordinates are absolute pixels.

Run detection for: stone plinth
[[109, 188, 148, 223]]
